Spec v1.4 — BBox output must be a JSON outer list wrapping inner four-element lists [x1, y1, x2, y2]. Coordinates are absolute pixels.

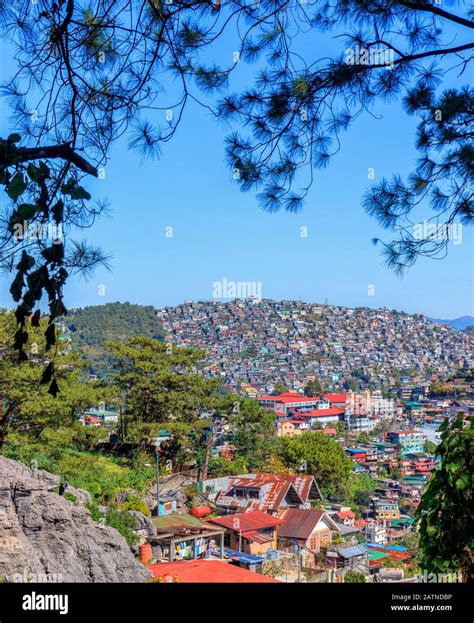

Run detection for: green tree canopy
[[416, 414, 473, 582], [0, 310, 101, 450], [278, 431, 353, 496]]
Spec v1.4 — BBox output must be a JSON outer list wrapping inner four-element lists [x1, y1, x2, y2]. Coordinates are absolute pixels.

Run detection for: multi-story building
[[371, 497, 400, 521], [386, 430, 424, 454]]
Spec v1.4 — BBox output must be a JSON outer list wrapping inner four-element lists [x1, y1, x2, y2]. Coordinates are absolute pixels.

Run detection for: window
[[233, 488, 259, 499]]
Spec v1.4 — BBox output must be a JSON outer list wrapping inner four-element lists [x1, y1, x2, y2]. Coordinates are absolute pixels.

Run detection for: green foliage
[[4, 427, 155, 504], [230, 397, 278, 470], [278, 432, 353, 497], [416, 414, 473, 581], [423, 440, 437, 455], [344, 570, 365, 583], [272, 383, 288, 395], [66, 302, 164, 374], [0, 311, 103, 449], [63, 491, 77, 504], [207, 455, 248, 476], [304, 378, 323, 397], [85, 502, 105, 523], [105, 508, 139, 549], [120, 494, 151, 517]]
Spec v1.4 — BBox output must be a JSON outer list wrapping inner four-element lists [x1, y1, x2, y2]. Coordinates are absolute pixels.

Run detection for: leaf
[[41, 362, 54, 385], [16, 250, 35, 272], [51, 199, 64, 223], [44, 322, 56, 350], [18, 203, 41, 219], [7, 133, 21, 143], [61, 178, 91, 200], [48, 379, 60, 397], [7, 172, 27, 202], [31, 309, 41, 327], [69, 185, 91, 200]]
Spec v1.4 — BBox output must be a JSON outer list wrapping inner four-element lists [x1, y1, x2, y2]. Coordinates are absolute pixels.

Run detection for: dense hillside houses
[[156, 299, 473, 393]]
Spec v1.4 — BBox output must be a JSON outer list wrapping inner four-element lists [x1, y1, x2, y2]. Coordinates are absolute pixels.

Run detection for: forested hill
[[64, 302, 164, 374]]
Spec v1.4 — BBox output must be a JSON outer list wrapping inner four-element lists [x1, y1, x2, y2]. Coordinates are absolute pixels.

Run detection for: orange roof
[[147, 560, 280, 583]]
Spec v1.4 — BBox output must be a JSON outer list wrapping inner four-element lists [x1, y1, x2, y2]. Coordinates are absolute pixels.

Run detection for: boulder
[[0, 456, 151, 583]]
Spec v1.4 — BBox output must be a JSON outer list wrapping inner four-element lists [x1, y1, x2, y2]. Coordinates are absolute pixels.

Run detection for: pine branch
[[1, 143, 98, 177]]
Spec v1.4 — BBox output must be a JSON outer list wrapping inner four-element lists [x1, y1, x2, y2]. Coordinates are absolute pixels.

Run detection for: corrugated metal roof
[[209, 510, 284, 532], [338, 545, 367, 559], [147, 560, 280, 583], [277, 508, 326, 540]]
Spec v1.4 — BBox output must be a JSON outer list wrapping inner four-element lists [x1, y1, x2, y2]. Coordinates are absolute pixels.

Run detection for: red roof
[[324, 393, 347, 403], [208, 510, 284, 532], [336, 510, 355, 520], [296, 407, 344, 418], [259, 393, 321, 404], [323, 428, 337, 435], [84, 415, 101, 423], [147, 560, 280, 583]]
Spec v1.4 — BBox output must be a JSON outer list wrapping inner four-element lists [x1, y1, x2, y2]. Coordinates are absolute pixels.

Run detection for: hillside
[[157, 299, 473, 392], [430, 316, 474, 331], [63, 302, 164, 374]]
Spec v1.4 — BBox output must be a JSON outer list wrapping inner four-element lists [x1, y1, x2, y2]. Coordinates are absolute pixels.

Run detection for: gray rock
[[0, 456, 151, 583], [129, 511, 157, 537], [63, 484, 92, 506]]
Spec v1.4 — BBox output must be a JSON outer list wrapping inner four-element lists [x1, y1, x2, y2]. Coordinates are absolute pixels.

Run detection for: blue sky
[[1, 20, 472, 319]]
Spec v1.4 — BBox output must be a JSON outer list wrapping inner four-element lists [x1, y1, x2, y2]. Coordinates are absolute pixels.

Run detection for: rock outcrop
[[0, 456, 151, 582]]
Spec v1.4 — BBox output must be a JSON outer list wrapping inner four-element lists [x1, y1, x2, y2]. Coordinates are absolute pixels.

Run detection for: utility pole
[[155, 446, 160, 517]]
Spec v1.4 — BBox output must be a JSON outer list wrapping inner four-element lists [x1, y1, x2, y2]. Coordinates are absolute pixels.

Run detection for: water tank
[[191, 506, 211, 518]]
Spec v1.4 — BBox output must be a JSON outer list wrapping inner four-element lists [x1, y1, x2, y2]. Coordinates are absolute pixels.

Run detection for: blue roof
[[338, 545, 367, 559], [224, 548, 264, 565]]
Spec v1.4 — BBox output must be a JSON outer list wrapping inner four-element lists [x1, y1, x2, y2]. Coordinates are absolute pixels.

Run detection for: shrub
[[121, 494, 151, 517], [105, 508, 139, 549]]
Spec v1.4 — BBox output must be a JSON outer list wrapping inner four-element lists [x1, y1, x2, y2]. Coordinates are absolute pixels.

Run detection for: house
[[83, 414, 101, 427], [345, 448, 367, 463], [258, 392, 321, 415], [149, 513, 225, 562], [276, 420, 306, 437], [371, 497, 400, 521], [213, 473, 322, 514], [386, 430, 424, 454], [326, 545, 368, 570], [147, 559, 280, 583], [277, 508, 340, 566], [365, 522, 387, 546], [345, 413, 376, 432], [208, 511, 284, 555], [334, 510, 355, 527], [324, 393, 347, 407], [297, 407, 344, 426]]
